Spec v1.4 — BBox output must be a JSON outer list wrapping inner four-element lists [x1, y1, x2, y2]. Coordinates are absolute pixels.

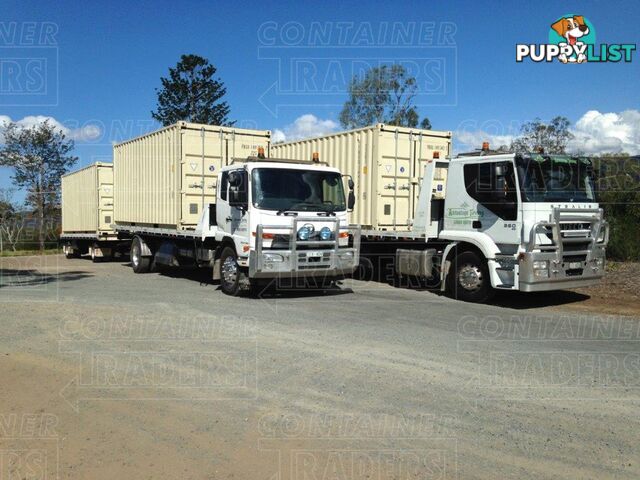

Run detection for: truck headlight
[[297, 226, 311, 241], [263, 253, 284, 262], [532, 260, 549, 278], [339, 251, 354, 262], [533, 260, 548, 270], [320, 227, 332, 241]]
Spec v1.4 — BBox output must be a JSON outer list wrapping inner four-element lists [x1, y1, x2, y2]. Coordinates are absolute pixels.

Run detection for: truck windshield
[[251, 168, 346, 212], [516, 154, 596, 202]]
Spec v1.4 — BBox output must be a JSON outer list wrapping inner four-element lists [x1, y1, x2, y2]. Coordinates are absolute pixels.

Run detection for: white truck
[[369, 151, 608, 302], [116, 152, 361, 296]]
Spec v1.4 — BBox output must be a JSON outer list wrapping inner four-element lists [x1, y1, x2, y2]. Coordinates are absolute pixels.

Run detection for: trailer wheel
[[447, 251, 494, 303], [219, 247, 244, 296], [130, 237, 152, 273], [90, 246, 100, 263]]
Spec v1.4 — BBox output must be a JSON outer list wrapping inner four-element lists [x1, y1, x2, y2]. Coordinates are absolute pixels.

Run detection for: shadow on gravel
[[121, 262, 355, 298], [491, 289, 590, 309], [0, 268, 93, 287], [120, 263, 216, 286]]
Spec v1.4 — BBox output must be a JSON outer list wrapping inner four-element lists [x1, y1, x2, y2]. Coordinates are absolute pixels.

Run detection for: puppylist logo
[[516, 14, 636, 64]]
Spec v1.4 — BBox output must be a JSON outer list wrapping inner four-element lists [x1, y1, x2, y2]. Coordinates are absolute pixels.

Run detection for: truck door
[[220, 169, 249, 242], [453, 160, 521, 245]]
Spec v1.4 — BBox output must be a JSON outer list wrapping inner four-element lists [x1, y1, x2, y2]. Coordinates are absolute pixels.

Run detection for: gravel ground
[[1, 254, 639, 479]]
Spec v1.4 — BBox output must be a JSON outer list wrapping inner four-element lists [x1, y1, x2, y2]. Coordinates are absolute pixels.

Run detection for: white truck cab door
[[220, 169, 250, 242], [447, 160, 522, 245]]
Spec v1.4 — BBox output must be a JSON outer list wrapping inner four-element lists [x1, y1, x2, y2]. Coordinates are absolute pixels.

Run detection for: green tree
[[339, 64, 430, 129], [594, 153, 640, 260], [511, 116, 573, 154], [152, 54, 232, 126], [0, 121, 77, 252]]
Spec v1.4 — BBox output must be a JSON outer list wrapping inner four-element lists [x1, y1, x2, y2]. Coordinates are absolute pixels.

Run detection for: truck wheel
[[65, 248, 80, 259], [219, 247, 244, 296], [131, 237, 151, 273], [90, 246, 100, 263], [447, 251, 494, 303]]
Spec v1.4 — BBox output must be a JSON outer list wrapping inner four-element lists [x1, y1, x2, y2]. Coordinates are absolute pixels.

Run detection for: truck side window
[[464, 162, 518, 220], [219, 172, 228, 201]]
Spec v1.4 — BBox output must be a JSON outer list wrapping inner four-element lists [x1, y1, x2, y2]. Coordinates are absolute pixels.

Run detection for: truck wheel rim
[[222, 256, 238, 286], [458, 264, 482, 291], [132, 244, 140, 267]]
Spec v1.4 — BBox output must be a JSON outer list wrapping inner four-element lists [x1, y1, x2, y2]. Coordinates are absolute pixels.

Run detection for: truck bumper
[[249, 248, 359, 279], [518, 246, 606, 292]]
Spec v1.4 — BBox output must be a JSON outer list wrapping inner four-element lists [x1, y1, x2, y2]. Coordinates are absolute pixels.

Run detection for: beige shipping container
[[271, 124, 452, 230], [113, 122, 270, 230], [61, 162, 114, 235]]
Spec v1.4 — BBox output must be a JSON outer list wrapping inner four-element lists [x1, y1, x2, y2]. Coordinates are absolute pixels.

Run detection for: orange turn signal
[[252, 232, 275, 239], [339, 231, 349, 238]]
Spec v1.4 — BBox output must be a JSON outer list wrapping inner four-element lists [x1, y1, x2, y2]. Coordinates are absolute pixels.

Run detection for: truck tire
[[447, 251, 494, 303], [219, 247, 244, 296], [130, 237, 152, 274], [90, 246, 100, 263]]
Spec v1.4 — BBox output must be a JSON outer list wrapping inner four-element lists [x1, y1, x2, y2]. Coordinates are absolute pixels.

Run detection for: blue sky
[[1, 0, 639, 200]]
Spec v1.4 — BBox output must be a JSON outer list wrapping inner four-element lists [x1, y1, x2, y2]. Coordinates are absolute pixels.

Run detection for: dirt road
[[1, 255, 638, 479]]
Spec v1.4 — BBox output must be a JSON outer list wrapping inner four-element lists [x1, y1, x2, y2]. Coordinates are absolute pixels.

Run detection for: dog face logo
[[549, 15, 593, 63], [551, 16, 589, 45]]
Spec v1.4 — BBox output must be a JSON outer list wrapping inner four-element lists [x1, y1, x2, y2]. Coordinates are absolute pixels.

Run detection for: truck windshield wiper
[[276, 210, 298, 216], [316, 211, 336, 216]]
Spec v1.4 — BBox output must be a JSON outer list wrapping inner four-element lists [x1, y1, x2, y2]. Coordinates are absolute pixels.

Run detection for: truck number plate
[[569, 262, 582, 269], [307, 251, 323, 258]]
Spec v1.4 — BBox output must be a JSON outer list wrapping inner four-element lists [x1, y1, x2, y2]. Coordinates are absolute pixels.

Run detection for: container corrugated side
[[61, 163, 114, 235], [271, 124, 452, 230], [113, 122, 270, 230]]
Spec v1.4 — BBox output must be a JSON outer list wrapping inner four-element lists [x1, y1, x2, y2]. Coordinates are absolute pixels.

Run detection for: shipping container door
[[180, 128, 224, 227], [377, 130, 413, 228], [97, 167, 114, 231]]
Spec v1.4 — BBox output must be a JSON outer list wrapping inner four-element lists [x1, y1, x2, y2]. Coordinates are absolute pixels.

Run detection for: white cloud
[[455, 110, 640, 156], [272, 114, 338, 144], [454, 130, 515, 153], [0, 115, 102, 142], [567, 110, 640, 155]]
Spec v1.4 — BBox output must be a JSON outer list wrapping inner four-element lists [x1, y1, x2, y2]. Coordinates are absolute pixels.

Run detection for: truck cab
[[431, 152, 608, 301], [198, 155, 360, 295]]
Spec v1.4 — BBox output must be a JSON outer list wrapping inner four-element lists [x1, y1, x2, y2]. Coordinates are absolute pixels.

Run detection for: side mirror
[[228, 171, 242, 187], [347, 191, 355, 210], [348, 178, 354, 190], [228, 170, 248, 210]]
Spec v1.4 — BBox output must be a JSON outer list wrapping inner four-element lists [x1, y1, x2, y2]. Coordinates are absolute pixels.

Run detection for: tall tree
[[511, 116, 573, 154], [0, 190, 26, 253], [339, 64, 430, 129], [152, 54, 233, 126], [0, 121, 77, 251]]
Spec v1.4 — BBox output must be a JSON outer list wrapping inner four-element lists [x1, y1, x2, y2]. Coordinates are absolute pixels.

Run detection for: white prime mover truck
[[273, 126, 608, 302]]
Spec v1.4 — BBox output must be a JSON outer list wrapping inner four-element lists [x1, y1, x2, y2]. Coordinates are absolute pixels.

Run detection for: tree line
[[0, 54, 637, 259]]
